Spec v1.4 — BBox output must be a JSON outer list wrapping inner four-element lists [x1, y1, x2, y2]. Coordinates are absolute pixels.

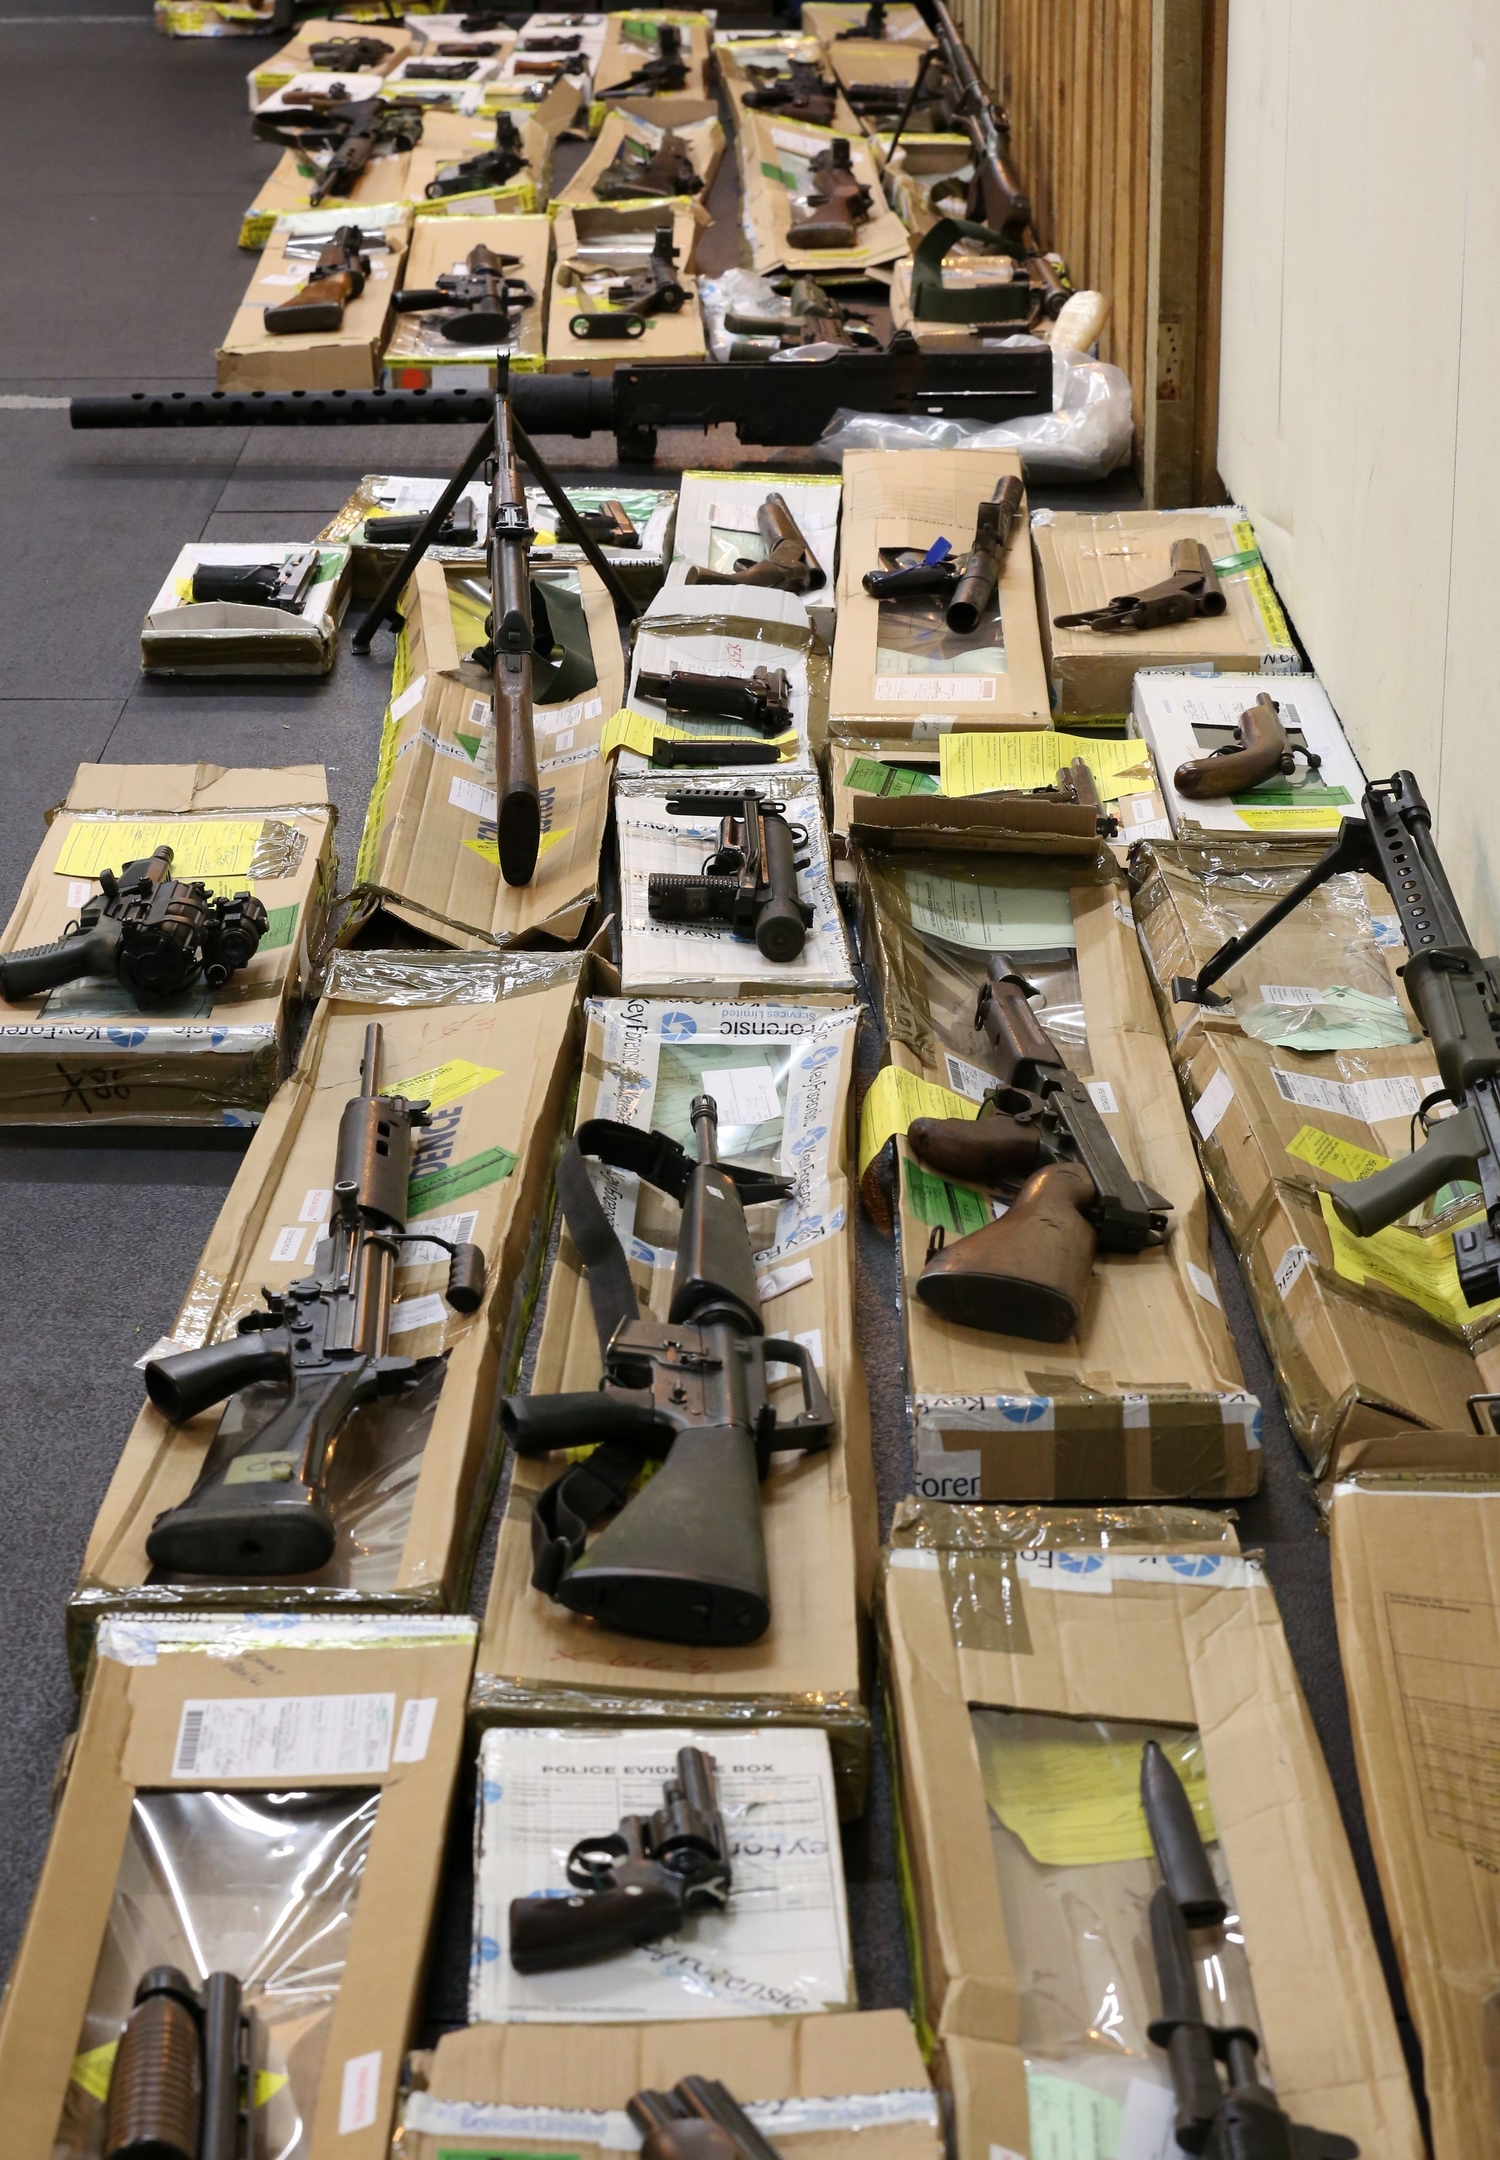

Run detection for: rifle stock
[[916, 1157, 1098, 1338]]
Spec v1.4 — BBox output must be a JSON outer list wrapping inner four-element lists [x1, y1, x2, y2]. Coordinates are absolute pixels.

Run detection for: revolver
[[648, 790, 814, 963]]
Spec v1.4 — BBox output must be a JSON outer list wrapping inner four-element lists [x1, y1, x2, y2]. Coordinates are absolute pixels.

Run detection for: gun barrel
[[1141, 1739, 1226, 1924], [490, 389, 541, 886], [360, 1018, 382, 1097], [677, 2079, 786, 2160]]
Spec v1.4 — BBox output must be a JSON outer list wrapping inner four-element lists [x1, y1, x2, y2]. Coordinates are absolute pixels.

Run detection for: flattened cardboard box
[[0, 1612, 474, 2160], [825, 735, 1166, 860], [1330, 1439, 1500, 2160], [742, 110, 909, 275], [217, 214, 410, 390], [857, 849, 1256, 1499], [68, 947, 594, 1674], [383, 211, 550, 384], [402, 101, 559, 218], [247, 18, 414, 107], [402, 2010, 938, 2159], [1034, 507, 1300, 718], [593, 9, 713, 103], [556, 106, 724, 209], [878, 1516, 1424, 2160], [473, 996, 878, 1818], [241, 160, 412, 250], [831, 450, 1051, 733], [0, 763, 334, 1127], [715, 37, 859, 136], [547, 203, 704, 370], [352, 555, 622, 950]]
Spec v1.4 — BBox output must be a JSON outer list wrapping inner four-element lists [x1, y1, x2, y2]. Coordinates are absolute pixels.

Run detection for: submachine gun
[[862, 471, 1024, 633], [392, 243, 534, 343], [604, 23, 690, 97], [501, 1093, 834, 1644], [649, 792, 814, 962], [907, 960, 1172, 1338], [424, 111, 527, 196], [1174, 771, 1500, 1309], [141, 1021, 487, 1576], [104, 1967, 254, 2160]]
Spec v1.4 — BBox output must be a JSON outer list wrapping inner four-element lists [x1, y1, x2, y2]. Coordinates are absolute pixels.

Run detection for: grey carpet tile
[[0, 701, 125, 919]]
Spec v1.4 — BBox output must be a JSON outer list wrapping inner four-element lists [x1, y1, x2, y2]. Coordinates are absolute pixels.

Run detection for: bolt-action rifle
[[190, 545, 321, 613], [862, 472, 1024, 632], [392, 243, 534, 343], [631, 2082, 786, 2160], [787, 136, 873, 249], [907, 961, 1172, 1337], [264, 223, 371, 335], [425, 111, 528, 194], [685, 493, 825, 594], [649, 791, 814, 962], [595, 129, 703, 200], [105, 1968, 253, 2160], [501, 1093, 834, 1642], [636, 664, 793, 736], [1173, 690, 1323, 801], [1054, 537, 1225, 634], [252, 92, 425, 206], [141, 1021, 487, 1576], [604, 22, 690, 96]]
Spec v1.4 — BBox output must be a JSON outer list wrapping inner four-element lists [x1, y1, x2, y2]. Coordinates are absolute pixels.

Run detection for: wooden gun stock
[[1173, 691, 1315, 800], [915, 1157, 1098, 1339]]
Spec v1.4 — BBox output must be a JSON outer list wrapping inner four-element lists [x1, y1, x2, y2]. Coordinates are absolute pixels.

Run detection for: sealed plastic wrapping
[[854, 845, 1258, 1501], [381, 212, 550, 385], [607, 585, 830, 777], [140, 544, 352, 676], [1129, 838, 1500, 1480], [65, 945, 601, 1676]]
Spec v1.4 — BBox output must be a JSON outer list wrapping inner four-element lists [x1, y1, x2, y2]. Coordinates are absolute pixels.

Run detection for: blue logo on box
[[107, 1026, 147, 1049], [1057, 1552, 1105, 1576], [1166, 1555, 1223, 1579], [661, 1011, 697, 1040]]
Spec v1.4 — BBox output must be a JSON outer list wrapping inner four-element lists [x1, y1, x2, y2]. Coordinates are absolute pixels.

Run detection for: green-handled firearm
[[142, 1021, 486, 1577], [501, 1093, 834, 1645]]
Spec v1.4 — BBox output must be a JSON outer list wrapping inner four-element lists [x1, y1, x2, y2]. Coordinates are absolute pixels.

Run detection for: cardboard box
[[742, 110, 909, 275], [556, 107, 724, 209], [1132, 671, 1367, 840], [831, 450, 1052, 733], [715, 36, 860, 136], [1330, 1439, 1500, 2160], [383, 211, 549, 387], [669, 469, 839, 646], [0, 1611, 474, 2160], [217, 212, 409, 390], [471, 995, 878, 1818], [609, 581, 827, 777], [1034, 507, 1301, 719], [547, 203, 704, 369], [349, 556, 623, 950], [140, 542, 351, 677], [593, 9, 713, 113], [67, 946, 596, 1672], [879, 1508, 1425, 2160], [875, 132, 975, 232], [402, 99, 558, 217], [247, 18, 414, 108], [801, 0, 931, 44], [856, 847, 1258, 1500], [159, 0, 274, 38], [401, 2010, 939, 2160], [0, 763, 334, 1127], [240, 157, 412, 251]]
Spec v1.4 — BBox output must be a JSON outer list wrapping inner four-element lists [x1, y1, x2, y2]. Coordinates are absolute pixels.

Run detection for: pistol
[[834, 0, 888, 36], [190, 545, 321, 613], [307, 34, 393, 69], [510, 1747, 731, 1972], [364, 498, 479, 549], [425, 110, 527, 196], [630, 2080, 785, 2160], [401, 55, 482, 80], [636, 664, 792, 736], [685, 494, 825, 595], [648, 790, 814, 963], [105, 1967, 254, 2160], [603, 22, 690, 96], [595, 130, 703, 200], [392, 243, 534, 344], [263, 223, 371, 335], [1173, 691, 1323, 801], [786, 137, 872, 249], [742, 57, 837, 125], [574, 498, 639, 546], [1054, 536, 1227, 634], [723, 275, 877, 362]]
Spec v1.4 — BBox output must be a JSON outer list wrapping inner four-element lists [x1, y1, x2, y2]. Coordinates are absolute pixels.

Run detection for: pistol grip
[[509, 1881, 683, 1972], [0, 917, 122, 1001], [915, 1158, 1099, 1341], [1329, 1105, 1483, 1238]]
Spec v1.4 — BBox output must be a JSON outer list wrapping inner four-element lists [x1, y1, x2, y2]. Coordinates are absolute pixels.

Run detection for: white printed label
[[1259, 983, 1321, 1006], [875, 674, 997, 703], [1270, 1068, 1422, 1123], [705, 1064, 782, 1127], [394, 1695, 438, 1763], [757, 1256, 814, 1302], [388, 1292, 448, 1335], [1192, 1067, 1235, 1139], [914, 1448, 983, 1502], [449, 774, 498, 821], [400, 1210, 479, 1266], [468, 695, 493, 730], [300, 1187, 333, 1223], [389, 672, 427, 723], [1275, 1243, 1314, 1298], [339, 2051, 383, 2135], [768, 1326, 823, 1383], [1086, 1079, 1119, 1114], [171, 1693, 396, 1780], [889, 1547, 941, 1571], [67, 879, 94, 906], [1186, 1260, 1221, 1308], [944, 1052, 994, 1102], [270, 1224, 306, 1264]]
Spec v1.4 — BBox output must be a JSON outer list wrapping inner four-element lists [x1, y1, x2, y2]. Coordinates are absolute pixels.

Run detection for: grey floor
[[0, 2, 1427, 2130]]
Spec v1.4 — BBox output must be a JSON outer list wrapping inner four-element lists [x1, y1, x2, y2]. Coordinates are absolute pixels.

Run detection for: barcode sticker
[[1186, 1260, 1221, 1308], [705, 1064, 782, 1127], [944, 1052, 994, 1102], [1270, 1068, 1423, 1123], [757, 1256, 815, 1302], [1259, 983, 1321, 1006], [67, 879, 93, 906], [399, 1210, 479, 1266], [449, 774, 498, 821], [170, 1693, 396, 1780], [394, 1696, 439, 1763], [1086, 1079, 1119, 1114]]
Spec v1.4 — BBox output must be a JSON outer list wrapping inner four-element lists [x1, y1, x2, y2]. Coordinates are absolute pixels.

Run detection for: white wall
[[1219, 0, 1500, 946]]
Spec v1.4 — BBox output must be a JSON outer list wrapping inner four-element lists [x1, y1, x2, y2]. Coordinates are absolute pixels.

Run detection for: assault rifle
[[862, 472, 1024, 632], [510, 1746, 730, 1971], [787, 136, 873, 249], [1140, 1742, 1359, 2159], [425, 111, 527, 196], [742, 57, 837, 124], [1054, 537, 1225, 634], [393, 244, 534, 344], [264, 223, 370, 335], [142, 1021, 487, 1576], [105, 1968, 253, 2160], [685, 494, 825, 594], [604, 22, 689, 96], [636, 664, 793, 736], [1174, 771, 1500, 1306], [907, 961, 1171, 1337], [595, 129, 703, 200], [565, 227, 688, 338], [649, 791, 813, 962], [307, 34, 393, 69], [0, 845, 269, 1008], [190, 545, 321, 613], [631, 2082, 785, 2160], [1174, 690, 1323, 802], [252, 92, 425, 207], [501, 1093, 834, 1642]]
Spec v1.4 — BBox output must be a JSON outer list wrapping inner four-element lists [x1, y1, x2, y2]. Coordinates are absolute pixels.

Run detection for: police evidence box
[[473, 995, 879, 1817], [546, 203, 705, 372], [246, 17, 415, 108], [1131, 837, 1500, 1480], [879, 1506, 1424, 2160], [402, 97, 563, 216], [67, 947, 596, 1675], [349, 556, 622, 951], [856, 847, 1259, 1501], [831, 449, 1052, 733], [1131, 671, 1367, 841], [609, 581, 827, 778], [217, 210, 410, 391], [402, 2010, 939, 2160], [383, 210, 550, 387], [0, 763, 334, 1127], [1330, 1440, 1500, 2160], [141, 542, 351, 677], [0, 1612, 474, 2160], [1033, 507, 1301, 720], [592, 9, 715, 125], [741, 110, 909, 277], [557, 107, 724, 209]]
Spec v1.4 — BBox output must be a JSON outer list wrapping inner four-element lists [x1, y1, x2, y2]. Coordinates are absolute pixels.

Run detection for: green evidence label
[[845, 757, 941, 798], [407, 1145, 519, 1217], [257, 903, 298, 953], [904, 1156, 991, 1237]]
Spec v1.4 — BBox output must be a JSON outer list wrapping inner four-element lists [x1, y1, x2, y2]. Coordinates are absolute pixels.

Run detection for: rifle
[[861, 472, 1024, 632], [742, 57, 837, 125], [365, 498, 478, 548], [263, 223, 370, 335], [723, 275, 878, 362], [307, 34, 393, 69], [105, 1968, 253, 2160], [636, 664, 793, 736], [425, 110, 527, 196], [0, 845, 269, 1007], [834, 0, 888, 36], [190, 545, 321, 613], [509, 1746, 730, 1971], [252, 93, 425, 207], [648, 791, 814, 962], [565, 226, 689, 339], [1174, 691, 1324, 801], [631, 2081, 785, 2160], [595, 129, 703, 200], [684, 494, 825, 594], [401, 55, 482, 80], [142, 1020, 487, 1577], [1173, 771, 1500, 1305], [500, 1092, 834, 1642], [907, 961, 1172, 1337], [604, 22, 690, 96], [786, 136, 873, 249], [1054, 537, 1226, 634], [1140, 1742, 1359, 2159], [466, 389, 542, 884], [392, 244, 535, 345]]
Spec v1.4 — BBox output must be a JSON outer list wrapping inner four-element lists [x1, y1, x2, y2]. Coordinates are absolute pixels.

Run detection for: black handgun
[[1054, 537, 1226, 633], [595, 130, 703, 200], [604, 22, 690, 96], [742, 56, 837, 124], [518, 29, 582, 51], [648, 790, 814, 962], [685, 494, 825, 594], [574, 498, 640, 546], [636, 664, 792, 736], [401, 55, 481, 80], [835, 0, 888, 35], [631, 2080, 785, 2160], [104, 1967, 254, 2160], [425, 110, 528, 196], [392, 244, 534, 344], [510, 1746, 731, 1971], [263, 223, 371, 335], [566, 225, 688, 338], [0, 845, 269, 1008], [190, 545, 321, 614], [365, 498, 479, 548], [307, 34, 392, 69]]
